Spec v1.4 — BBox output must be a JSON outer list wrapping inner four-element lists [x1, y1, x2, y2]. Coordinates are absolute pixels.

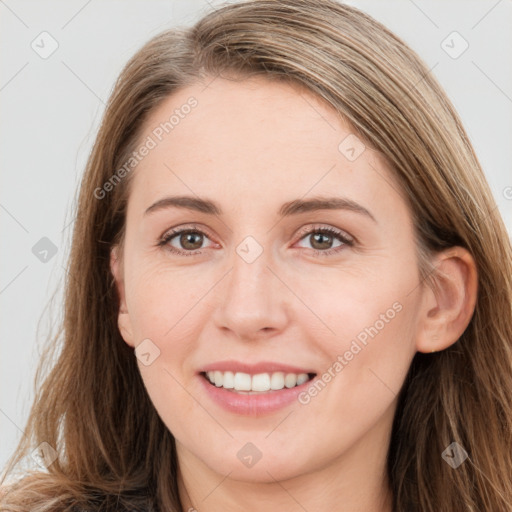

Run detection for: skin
[[110, 75, 478, 512]]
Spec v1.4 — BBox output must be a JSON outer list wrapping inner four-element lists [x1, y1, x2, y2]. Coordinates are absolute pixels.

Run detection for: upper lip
[[199, 360, 317, 376]]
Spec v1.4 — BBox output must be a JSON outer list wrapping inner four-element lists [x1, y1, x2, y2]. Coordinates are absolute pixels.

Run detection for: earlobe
[[415, 247, 478, 354], [110, 246, 135, 348]]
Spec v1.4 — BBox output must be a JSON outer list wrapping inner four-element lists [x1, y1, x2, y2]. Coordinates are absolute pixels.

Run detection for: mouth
[[200, 370, 317, 394]]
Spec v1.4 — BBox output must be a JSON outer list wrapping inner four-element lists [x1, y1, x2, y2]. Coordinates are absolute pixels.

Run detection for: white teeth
[[205, 371, 312, 392], [222, 371, 235, 389], [234, 372, 252, 391], [284, 373, 297, 388], [270, 371, 285, 390], [252, 373, 271, 392]]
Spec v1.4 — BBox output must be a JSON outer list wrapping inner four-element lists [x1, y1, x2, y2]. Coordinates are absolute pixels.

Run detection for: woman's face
[[111, 75, 426, 484]]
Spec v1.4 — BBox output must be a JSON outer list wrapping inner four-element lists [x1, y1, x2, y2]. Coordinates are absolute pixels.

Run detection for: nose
[[212, 241, 290, 341]]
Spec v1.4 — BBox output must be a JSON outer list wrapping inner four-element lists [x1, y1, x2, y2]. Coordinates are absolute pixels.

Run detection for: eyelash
[[157, 224, 354, 257]]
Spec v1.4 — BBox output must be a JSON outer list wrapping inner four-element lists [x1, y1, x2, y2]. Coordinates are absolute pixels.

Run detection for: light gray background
[[1, 0, 511, 471]]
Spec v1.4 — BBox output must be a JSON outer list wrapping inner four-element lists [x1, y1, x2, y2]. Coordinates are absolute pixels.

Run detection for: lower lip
[[198, 373, 315, 416]]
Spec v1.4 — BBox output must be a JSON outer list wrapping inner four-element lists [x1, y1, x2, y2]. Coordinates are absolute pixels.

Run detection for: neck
[[178, 476, 392, 512]]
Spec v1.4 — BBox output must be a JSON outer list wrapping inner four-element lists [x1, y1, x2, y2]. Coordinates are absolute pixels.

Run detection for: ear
[[110, 245, 135, 348], [415, 246, 478, 353]]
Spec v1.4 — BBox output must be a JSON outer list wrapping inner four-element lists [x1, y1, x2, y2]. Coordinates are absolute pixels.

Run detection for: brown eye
[[295, 226, 354, 256], [309, 232, 336, 250], [177, 231, 204, 251], [159, 227, 214, 255]]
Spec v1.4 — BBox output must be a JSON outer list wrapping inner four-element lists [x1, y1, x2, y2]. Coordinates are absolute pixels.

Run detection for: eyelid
[[294, 224, 354, 244], [160, 223, 215, 241], [159, 222, 355, 256]]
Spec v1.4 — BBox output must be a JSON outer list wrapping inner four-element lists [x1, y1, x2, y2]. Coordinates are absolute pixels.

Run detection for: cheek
[[302, 257, 418, 349], [126, 266, 203, 425], [125, 261, 206, 340], [292, 298, 417, 467], [300, 259, 419, 407], [124, 263, 213, 410]]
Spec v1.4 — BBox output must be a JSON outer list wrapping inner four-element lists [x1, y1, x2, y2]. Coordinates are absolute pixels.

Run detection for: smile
[[198, 370, 317, 416], [202, 370, 316, 393]]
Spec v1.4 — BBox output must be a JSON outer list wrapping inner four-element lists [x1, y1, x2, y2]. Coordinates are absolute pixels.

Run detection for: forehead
[[127, 75, 401, 217], [141, 76, 344, 161]]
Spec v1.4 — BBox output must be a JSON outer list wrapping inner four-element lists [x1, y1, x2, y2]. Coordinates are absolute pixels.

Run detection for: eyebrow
[[144, 195, 376, 222]]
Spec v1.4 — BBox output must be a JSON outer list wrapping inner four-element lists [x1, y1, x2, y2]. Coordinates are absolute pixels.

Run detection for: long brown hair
[[2, 1, 512, 510]]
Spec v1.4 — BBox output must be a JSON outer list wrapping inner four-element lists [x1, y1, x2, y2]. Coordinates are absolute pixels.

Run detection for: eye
[[158, 225, 215, 255], [294, 225, 354, 256], [158, 224, 354, 257]]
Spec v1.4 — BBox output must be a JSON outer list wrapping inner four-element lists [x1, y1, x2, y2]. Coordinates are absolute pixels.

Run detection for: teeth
[[252, 373, 271, 391], [205, 371, 312, 392], [296, 373, 309, 385], [234, 372, 252, 391], [270, 372, 285, 390], [285, 373, 297, 388]]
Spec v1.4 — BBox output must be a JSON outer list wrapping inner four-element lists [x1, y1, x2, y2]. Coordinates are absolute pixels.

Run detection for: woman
[[2, 0, 511, 510]]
